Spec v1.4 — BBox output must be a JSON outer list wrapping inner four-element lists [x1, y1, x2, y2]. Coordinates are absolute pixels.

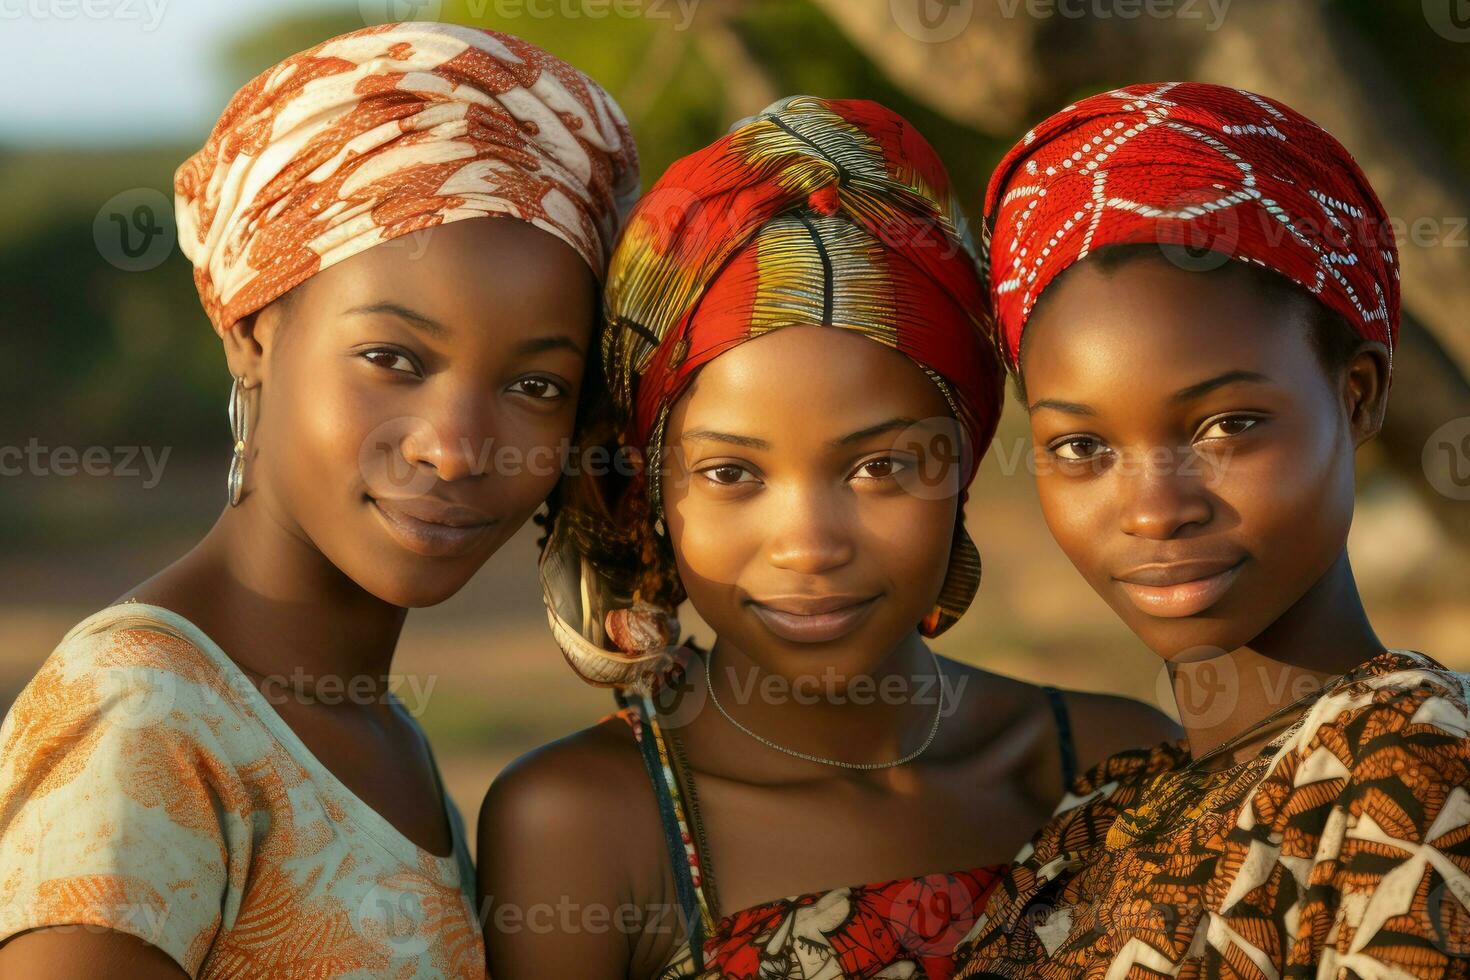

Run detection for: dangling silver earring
[[227, 375, 251, 506]]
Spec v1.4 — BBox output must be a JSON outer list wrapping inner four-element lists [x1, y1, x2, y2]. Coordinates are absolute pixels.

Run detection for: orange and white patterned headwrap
[[174, 22, 640, 335]]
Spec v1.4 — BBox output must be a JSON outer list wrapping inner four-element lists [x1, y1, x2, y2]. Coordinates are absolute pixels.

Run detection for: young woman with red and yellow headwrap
[[0, 23, 636, 979], [477, 95, 1178, 980], [953, 82, 1470, 979]]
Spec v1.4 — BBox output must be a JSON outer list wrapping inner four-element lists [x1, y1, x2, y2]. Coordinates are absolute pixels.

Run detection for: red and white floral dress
[[615, 691, 1013, 979]]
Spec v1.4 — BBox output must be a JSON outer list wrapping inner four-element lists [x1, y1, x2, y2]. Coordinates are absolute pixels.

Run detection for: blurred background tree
[[5, 0, 1469, 543]]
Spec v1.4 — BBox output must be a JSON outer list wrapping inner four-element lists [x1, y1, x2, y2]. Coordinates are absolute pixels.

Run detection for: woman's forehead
[[1023, 259, 1315, 387], [670, 327, 953, 437]]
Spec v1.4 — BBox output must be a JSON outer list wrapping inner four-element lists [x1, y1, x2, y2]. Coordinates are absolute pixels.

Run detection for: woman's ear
[[221, 294, 290, 384], [221, 313, 265, 384], [1345, 340, 1391, 447]]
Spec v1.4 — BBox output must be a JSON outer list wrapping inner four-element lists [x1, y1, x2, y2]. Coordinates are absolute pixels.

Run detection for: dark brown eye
[[854, 457, 904, 480], [1198, 416, 1261, 441], [361, 349, 417, 374], [1052, 436, 1104, 461], [509, 377, 564, 399], [703, 465, 750, 486]]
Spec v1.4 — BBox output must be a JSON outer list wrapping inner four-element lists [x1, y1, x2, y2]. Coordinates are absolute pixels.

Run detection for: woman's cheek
[[298, 370, 378, 499], [493, 414, 574, 518], [253, 364, 321, 496], [865, 490, 953, 591], [1228, 421, 1353, 575], [1036, 474, 1104, 580], [668, 492, 754, 590]]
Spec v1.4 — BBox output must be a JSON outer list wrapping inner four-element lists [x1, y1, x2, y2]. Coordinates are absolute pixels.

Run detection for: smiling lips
[[747, 593, 882, 644], [1113, 556, 1247, 618], [369, 496, 498, 558]]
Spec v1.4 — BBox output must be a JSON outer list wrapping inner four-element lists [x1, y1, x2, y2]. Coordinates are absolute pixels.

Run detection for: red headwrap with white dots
[[983, 81, 1398, 371]]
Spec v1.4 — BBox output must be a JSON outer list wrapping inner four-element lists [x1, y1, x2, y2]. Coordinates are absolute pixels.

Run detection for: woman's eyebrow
[[1027, 370, 1274, 416], [1027, 398, 1094, 416], [513, 334, 585, 358], [831, 417, 921, 447], [1169, 370, 1273, 403], [344, 301, 449, 339], [682, 416, 925, 451], [682, 430, 771, 450]]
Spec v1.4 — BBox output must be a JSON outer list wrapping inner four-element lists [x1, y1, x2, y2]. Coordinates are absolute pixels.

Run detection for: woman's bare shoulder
[[936, 657, 1182, 797], [481, 714, 653, 826], [476, 713, 669, 903], [476, 713, 680, 977], [1056, 687, 1183, 769]]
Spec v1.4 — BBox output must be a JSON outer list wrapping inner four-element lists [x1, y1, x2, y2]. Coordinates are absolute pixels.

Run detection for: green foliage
[[0, 147, 221, 451]]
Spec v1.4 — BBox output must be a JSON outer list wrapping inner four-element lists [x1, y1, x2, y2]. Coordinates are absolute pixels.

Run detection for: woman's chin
[[340, 521, 514, 608], [1133, 618, 1259, 664], [349, 564, 476, 610]]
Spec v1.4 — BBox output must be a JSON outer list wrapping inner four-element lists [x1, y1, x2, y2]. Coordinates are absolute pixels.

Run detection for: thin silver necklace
[[703, 645, 946, 770]]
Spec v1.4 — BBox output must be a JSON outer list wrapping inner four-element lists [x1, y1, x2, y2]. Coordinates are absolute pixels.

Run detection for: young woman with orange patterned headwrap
[[0, 23, 636, 979]]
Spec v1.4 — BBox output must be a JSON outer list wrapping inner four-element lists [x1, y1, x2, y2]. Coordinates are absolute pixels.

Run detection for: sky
[[0, 0, 352, 145]]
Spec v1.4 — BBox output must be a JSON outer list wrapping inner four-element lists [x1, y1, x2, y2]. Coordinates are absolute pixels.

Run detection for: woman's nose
[[1117, 446, 1214, 539], [763, 486, 856, 575]]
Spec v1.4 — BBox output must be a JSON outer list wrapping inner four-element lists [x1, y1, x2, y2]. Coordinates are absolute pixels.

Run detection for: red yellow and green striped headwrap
[[604, 95, 1002, 517], [541, 95, 1004, 689]]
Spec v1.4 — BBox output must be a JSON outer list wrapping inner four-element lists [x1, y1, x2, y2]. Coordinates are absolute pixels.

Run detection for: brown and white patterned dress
[[954, 650, 1470, 979]]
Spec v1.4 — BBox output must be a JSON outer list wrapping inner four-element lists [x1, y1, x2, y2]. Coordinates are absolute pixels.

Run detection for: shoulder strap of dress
[[1041, 685, 1078, 792], [613, 689, 714, 971]]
